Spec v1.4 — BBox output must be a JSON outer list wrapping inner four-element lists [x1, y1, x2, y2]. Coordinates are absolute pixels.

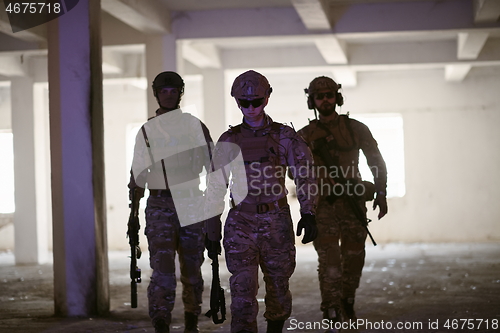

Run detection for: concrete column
[[11, 77, 49, 264], [47, 0, 108, 316], [145, 34, 177, 119], [202, 68, 226, 140]]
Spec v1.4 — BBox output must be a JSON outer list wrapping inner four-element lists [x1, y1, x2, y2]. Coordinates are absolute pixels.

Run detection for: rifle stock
[[128, 189, 142, 308]]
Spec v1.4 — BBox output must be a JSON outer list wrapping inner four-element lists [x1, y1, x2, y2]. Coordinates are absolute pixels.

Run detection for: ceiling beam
[[182, 42, 221, 69], [0, 9, 46, 43], [291, 0, 331, 30], [101, 0, 170, 34], [0, 55, 27, 76], [173, 2, 500, 40], [445, 64, 472, 82], [220, 37, 500, 73], [102, 49, 124, 74], [474, 0, 500, 23], [314, 35, 348, 64], [457, 32, 489, 59], [331, 68, 357, 87]]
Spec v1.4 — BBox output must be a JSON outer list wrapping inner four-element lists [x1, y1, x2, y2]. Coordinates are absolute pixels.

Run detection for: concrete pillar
[[47, 0, 108, 316], [202, 68, 226, 140], [145, 34, 177, 119], [11, 77, 49, 264]]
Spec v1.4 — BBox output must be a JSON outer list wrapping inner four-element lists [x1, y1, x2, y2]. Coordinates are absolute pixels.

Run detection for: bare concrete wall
[[343, 67, 500, 242], [102, 83, 147, 251], [0, 86, 11, 130]]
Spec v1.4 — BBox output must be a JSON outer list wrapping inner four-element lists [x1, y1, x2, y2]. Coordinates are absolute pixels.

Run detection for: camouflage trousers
[[224, 206, 296, 333], [313, 196, 367, 311], [144, 195, 205, 326]]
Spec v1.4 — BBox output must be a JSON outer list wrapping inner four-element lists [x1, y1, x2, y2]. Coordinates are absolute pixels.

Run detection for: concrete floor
[[0, 243, 499, 333]]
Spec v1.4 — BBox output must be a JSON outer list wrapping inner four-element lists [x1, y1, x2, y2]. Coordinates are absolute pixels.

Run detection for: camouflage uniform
[[129, 108, 213, 328], [298, 115, 387, 314], [207, 114, 316, 333], [144, 195, 205, 325]]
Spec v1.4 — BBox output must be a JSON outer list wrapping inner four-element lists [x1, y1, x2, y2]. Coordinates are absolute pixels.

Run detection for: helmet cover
[[306, 76, 339, 95], [152, 71, 184, 92], [231, 70, 272, 99]]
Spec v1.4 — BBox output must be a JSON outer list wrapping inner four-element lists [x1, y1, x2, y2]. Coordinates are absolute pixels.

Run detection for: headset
[[305, 83, 344, 110]]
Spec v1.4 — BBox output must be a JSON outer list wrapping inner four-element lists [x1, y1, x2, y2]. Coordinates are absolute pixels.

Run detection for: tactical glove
[[296, 213, 318, 244], [373, 191, 388, 220]]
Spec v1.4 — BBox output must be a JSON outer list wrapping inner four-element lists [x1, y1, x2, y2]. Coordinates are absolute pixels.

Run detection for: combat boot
[[184, 312, 199, 333], [266, 319, 285, 333], [154, 319, 169, 333], [323, 307, 341, 333], [341, 297, 357, 321]]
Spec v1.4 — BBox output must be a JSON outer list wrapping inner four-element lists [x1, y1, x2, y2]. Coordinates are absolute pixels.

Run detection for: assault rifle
[[128, 189, 142, 308], [313, 137, 377, 246], [205, 240, 226, 324]]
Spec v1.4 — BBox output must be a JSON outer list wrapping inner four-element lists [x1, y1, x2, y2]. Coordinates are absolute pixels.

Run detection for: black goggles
[[238, 98, 264, 108], [314, 92, 335, 100]]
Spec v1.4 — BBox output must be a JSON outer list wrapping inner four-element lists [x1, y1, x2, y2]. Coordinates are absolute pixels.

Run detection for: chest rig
[[141, 112, 200, 191], [229, 122, 286, 204], [308, 115, 364, 187]]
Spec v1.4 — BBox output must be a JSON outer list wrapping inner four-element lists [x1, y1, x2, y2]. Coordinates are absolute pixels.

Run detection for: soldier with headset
[[297, 76, 388, 331]]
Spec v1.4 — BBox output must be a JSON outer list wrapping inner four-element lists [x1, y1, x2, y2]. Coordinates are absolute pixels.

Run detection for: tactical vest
[[142, 112, 201, 189], [229, 122, 287, 204], [308, 115, 361, 181]]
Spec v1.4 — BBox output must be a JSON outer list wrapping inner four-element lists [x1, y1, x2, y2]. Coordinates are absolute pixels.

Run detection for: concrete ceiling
[[0, 0, 500, 84]]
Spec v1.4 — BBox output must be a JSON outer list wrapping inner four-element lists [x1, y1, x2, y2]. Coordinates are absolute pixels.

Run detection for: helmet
[[305, 76, 339, 95], [305, 76, 343, 109], [231, 70, 272, 99], [152, 71, 184, 96]]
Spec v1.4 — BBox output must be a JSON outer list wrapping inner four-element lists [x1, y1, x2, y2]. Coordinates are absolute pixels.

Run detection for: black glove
[[373, 191, 388, 220], [205, 235, 221, 261], [296, 213, 318, 244]]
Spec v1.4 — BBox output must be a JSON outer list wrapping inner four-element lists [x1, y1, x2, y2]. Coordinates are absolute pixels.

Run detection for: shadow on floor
[[1, 243, 499, 332]]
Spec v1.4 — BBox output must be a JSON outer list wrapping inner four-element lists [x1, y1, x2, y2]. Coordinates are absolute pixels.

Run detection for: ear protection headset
[[304, 76, 344, 110]]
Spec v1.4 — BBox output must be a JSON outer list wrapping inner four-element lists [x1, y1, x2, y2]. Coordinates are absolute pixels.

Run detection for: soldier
[[205, 70, 318, 333], [297, 76, 388, 331], [128, 71, 213, 333]]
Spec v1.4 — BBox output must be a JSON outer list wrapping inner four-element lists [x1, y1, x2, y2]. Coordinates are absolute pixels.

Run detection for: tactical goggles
[[238, 98, 264, 108], [314, 92, 335, 100]]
